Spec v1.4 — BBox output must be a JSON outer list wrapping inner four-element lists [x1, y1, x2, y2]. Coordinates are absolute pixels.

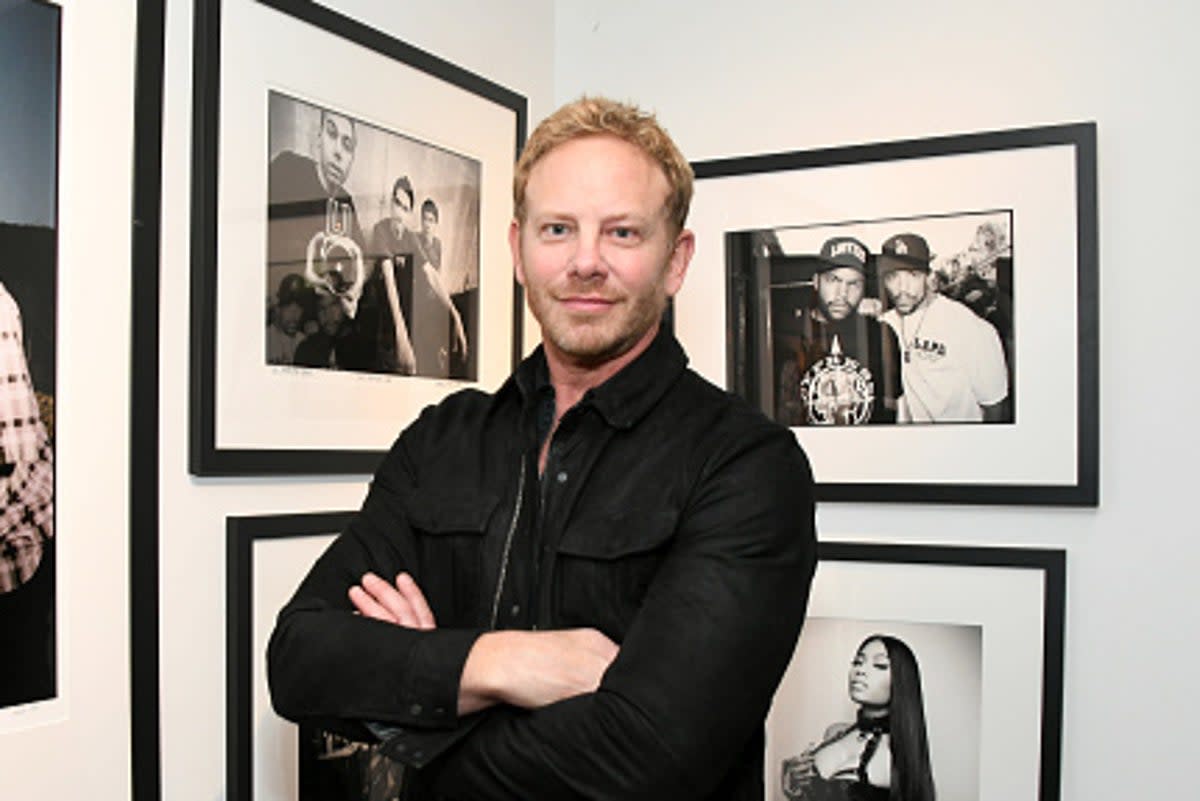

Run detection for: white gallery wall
[[552, 1, 1197, 800]]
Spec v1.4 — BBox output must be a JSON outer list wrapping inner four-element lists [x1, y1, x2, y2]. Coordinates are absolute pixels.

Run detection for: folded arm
[[416, 425, 817, 800], [266, 438, 483, 743]]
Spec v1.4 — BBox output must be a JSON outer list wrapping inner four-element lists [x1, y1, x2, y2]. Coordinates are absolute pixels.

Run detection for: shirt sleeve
[[414, 422, 818, 800], [969, 316, 1009, 407], [266, 431, 487, 756]]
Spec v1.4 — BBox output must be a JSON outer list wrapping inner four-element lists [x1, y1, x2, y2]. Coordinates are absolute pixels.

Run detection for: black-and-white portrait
[[297, 725, 405, 801], [766, 618, 982, 801], [727, 211, 1014, 427], [0, 0, 58, 713], [266, 90, 482, 380]]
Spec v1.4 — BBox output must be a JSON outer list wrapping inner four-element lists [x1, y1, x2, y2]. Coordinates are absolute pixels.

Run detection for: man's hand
[[349, 572, 620, 716], [349, 572, 436, 630], [459, 628, 619, 714]]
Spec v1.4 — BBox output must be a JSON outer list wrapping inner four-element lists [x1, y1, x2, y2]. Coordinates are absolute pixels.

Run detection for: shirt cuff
[[396, 626, 483, 727]]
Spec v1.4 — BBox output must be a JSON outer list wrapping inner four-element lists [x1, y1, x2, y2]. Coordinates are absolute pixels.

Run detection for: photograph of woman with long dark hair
[[781, 634, 935, 801]]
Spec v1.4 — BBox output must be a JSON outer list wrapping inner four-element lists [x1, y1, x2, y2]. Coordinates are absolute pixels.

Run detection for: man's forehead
[[322, 111, 354, 135], [821, 266, 864, 281], [524, 137, 670, 217]]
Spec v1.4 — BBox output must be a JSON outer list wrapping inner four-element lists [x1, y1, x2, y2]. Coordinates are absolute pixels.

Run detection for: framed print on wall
[[0, 0, 61, 732], [768, 542, 1066, 801], [677, 124, 1098, 505], [228, 510, 364, 801], [191, 0, 527, 476]]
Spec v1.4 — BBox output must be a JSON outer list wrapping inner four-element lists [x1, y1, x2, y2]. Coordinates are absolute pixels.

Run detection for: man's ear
[[664, 229, 695, 298], [509, 219, 526, 287]]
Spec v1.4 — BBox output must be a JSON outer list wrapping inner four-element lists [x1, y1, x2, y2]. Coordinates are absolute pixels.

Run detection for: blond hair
[[513, 96, 693, 234]]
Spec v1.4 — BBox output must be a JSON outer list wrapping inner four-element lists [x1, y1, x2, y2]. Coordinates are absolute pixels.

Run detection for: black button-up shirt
[[268, 327, 817, 800]]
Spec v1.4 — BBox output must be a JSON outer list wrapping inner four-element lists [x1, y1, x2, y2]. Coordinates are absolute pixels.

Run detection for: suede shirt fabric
[[268, 328, 818, 800]]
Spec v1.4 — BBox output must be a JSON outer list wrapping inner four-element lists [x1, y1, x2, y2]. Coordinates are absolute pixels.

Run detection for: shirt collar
[[512, 324, 689, 430]]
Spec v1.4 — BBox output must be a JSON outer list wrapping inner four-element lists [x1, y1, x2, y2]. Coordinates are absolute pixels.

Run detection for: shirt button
[[556, 471, 568, 484], [410, 703, 423, 716], [510, 603, 521, 616]]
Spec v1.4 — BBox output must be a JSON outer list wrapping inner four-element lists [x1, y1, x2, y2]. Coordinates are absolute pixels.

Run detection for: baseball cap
[[817, 236, 869, 274], [878, 233, 934, 273]]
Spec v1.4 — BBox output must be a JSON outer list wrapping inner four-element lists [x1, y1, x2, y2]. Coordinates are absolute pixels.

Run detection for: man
[[266, 272, 315, 365], [364, 180, 468, 376], [267, 105, 366, 359], [877, 232, 1009, 422], [268, 97, 817, 800], [776, 236, 899, 425], [417, 198, 443, 270]]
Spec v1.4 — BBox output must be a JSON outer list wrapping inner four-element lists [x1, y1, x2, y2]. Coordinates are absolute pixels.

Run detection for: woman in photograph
[[781, 635, 935, 801]]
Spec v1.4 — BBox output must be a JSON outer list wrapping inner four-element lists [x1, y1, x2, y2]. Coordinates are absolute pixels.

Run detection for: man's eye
[[610, 227, 639, 241], [543, 223, 569, 236]]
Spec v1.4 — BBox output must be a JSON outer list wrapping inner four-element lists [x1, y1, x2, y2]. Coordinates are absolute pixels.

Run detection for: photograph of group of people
[[727, 211, 1014, 427], [265, 90, 482, 381], [768, 618, 982, 801]]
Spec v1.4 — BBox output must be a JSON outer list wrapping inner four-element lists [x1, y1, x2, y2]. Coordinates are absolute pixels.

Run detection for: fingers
[[363, 572, 422, 628], [348, 582, 398, 623], [347, 572, 437, 630], [395, 572, 436, 630]]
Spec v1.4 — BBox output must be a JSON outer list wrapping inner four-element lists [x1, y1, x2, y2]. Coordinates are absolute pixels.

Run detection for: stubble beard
[[891, 291, 927, 316], [528, 280, 667, 367]]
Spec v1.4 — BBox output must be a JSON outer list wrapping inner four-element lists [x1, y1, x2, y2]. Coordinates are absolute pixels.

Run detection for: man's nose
[[570, 233, 607, 279]]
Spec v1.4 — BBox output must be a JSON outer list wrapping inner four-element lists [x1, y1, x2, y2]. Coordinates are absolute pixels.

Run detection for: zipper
[[488, 454, 526, 629]]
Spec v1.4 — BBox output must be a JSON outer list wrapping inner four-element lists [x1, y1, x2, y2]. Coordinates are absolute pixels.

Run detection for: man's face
[[318, 111, 356, 191], [278, 301, 304, 335], [422, 209, 438, 239], [511, 134, 693, 367], [815, 266, 865, 321], [317, 296, 344, 335], [883, 268, 929, 315], [391, 190, 415, 232]]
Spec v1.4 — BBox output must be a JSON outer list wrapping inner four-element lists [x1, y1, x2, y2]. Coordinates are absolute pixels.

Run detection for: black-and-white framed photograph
[[768, 542, 1065, 801], [192, 0, 527, 476], [0, 0, 61, 731], [228, 510, 371, 801], [677, 124, 1098, 505]]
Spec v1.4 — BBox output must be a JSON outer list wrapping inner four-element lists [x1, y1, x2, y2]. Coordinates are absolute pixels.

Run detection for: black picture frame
[[227, 509, 354, 801], [190, 0, 527, 476], [679, 124, 1099, 506], [767, 541, 1066, 801]]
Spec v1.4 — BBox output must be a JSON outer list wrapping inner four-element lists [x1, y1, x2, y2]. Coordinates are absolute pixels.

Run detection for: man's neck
[[536, 322, 659, 472]]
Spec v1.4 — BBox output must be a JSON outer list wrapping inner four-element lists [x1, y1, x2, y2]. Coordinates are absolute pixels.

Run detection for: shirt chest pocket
[[552, 508, 678, 640], [402, 492, 497, 624]]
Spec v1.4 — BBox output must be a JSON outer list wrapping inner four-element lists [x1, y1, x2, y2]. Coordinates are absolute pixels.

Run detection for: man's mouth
[[559, 295, 617, 312]]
